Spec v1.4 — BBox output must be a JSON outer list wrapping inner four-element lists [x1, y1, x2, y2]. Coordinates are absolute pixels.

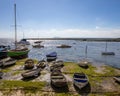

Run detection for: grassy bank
[[0, 59, 120, 96]]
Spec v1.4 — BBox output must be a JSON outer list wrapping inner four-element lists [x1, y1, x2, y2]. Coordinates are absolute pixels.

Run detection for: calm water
[[0, 38, 120, 68]]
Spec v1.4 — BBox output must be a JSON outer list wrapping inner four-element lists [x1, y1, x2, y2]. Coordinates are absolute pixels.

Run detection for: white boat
[[73, 73, 89, 89]]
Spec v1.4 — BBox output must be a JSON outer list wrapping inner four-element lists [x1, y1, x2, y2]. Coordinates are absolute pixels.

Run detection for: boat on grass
[[46, 52, 57, 62], [51, 70, 67, 87], [21, 68, 41, 78], [113, 76, 120, 83], [36, 60, 46, 69], [78, 61, 89, 68], [24, 59, 34, 69], [73, 73, 89, 89], [0, 57, 16, 67]]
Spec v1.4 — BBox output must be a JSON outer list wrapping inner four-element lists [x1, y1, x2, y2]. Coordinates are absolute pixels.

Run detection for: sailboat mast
[[14, 3, 17, 48]]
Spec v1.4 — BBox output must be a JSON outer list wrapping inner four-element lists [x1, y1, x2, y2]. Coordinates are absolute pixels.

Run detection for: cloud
[[1, 28, 120, 38]]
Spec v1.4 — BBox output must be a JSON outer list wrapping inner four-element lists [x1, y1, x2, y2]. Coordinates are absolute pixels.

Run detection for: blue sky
[[0, 0, 120, 38]]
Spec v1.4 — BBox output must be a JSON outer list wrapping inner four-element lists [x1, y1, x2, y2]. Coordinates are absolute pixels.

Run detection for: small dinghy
[[24, 59, 34, 69], [102, 52, 115, 55], [32, 44, 44, 48], [51, 70, 67, 87], [57, 44, 71, 48], [34, 41, 42, 44], [78, 61, 89, 68], [113, 76, 120, 83], [0, 57, 16, 67], [73, 73, 89, 89], [46, 52, 57, 62], [21, 68, 41, 78], [50, 60, 64, 71], [36, 60, 46, 69]]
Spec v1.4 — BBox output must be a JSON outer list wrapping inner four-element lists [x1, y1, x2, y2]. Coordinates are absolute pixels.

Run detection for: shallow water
[[0, 38, 120, 68]]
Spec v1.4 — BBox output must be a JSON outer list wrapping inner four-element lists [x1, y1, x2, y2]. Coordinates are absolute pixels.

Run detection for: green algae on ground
[[0, 80, 46, 91]]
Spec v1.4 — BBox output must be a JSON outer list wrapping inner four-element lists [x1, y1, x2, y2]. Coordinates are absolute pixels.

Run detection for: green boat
[[7, 3, 29, 59], [7, 49, 29, 58]]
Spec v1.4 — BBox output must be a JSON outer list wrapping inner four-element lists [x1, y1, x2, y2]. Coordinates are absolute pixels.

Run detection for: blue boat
[[17, 39, 30, 45], [73, 73, 89, 89], [46, 52, 57, 62]]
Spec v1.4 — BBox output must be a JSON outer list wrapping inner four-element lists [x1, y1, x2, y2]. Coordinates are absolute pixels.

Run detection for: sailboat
[[101, 42, 115, 55], [7, 3, 29, 59]]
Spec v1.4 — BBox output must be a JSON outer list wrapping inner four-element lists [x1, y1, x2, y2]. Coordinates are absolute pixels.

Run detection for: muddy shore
[[0, 59, 120, 96]]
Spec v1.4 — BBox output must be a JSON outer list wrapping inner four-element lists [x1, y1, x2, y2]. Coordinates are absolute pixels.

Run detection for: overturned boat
[[73, 73, 89, 89], [21, 68, 41, 78]]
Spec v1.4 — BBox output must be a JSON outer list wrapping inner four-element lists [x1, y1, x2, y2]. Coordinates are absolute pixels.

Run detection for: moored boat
[[7, 3, 29, 59], [7, 47, 29, 59], [34, 41, 42, 43], [32, 44, 44, 48], [0, 45, 10, 59], [46, 52, 57, 62], [17, 39, 30, 45], [102, 52, 115, 55], [57, 44, 71, 48], [21, 68, 41, 78], [73, 73, 89, 89]]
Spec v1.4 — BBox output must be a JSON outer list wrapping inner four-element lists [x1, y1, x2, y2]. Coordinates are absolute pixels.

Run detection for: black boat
[[46, 52, 57, 62], [73, 73, 89, 89], [0, 45, 10, 59], [57, 44, 71, 48]]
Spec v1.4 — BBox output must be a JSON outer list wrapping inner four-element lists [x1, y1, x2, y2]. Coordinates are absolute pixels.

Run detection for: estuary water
[[0, 38, 120, 68]]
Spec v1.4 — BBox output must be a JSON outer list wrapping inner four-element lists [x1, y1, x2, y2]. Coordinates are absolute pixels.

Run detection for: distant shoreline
[[25, 38, 120, 42]]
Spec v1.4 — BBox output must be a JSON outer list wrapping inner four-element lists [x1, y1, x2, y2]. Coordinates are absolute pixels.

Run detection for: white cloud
[[1, 28, 120, 38]]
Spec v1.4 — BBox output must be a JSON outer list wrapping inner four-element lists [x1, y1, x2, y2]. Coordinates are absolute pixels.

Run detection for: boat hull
[[73, 73, 89, 89], [0, 51, 7, 59], [7, 50, 29, 59]]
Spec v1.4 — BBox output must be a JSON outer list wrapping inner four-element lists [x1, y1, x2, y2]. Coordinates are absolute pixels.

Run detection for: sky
[[0, 0, 120, 39]]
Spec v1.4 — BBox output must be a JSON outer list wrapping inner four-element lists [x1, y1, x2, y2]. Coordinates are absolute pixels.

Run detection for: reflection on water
[[0, 38, 120, 68]]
